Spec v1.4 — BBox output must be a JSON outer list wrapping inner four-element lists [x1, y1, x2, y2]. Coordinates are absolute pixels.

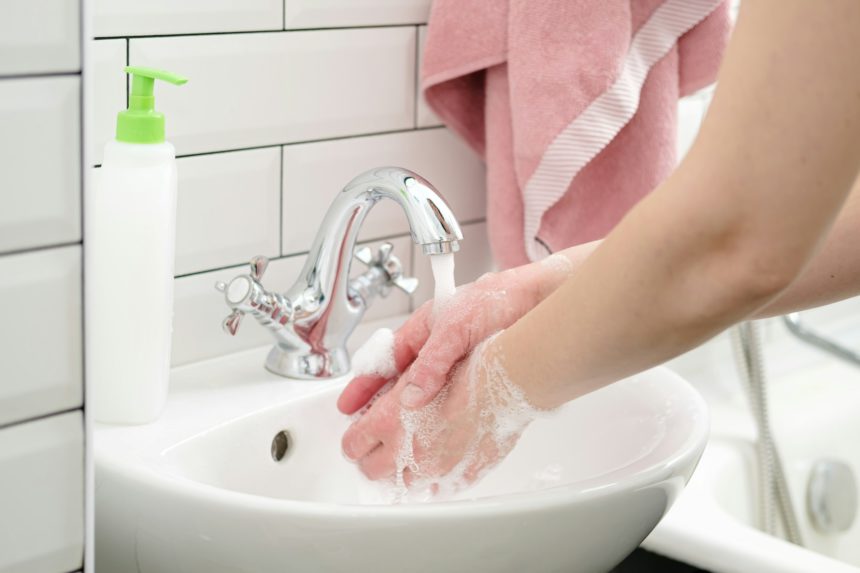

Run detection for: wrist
[[489, 328, 561, 410]]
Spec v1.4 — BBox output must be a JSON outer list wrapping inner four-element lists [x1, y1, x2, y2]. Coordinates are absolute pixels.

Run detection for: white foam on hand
[[385, 333, 546, 504], [351, 327, 397, 378]]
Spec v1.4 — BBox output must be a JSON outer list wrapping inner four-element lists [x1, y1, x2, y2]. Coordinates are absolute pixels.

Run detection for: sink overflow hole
[[271, 430, 291, 462]]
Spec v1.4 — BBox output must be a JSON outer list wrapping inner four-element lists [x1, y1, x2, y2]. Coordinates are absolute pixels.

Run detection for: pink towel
[[423, 0, 732, 268]]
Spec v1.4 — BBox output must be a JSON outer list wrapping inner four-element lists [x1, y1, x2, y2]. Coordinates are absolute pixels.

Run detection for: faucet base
[[264, 346, 351, 379]]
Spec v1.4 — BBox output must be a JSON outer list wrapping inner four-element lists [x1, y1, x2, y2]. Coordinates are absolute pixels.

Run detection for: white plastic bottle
[[87, 66, 187, 424]]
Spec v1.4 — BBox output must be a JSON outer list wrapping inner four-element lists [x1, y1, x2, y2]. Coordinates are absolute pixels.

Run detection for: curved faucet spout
[[305, 167, 462, 295], [218, 167, 463, 379], [281, 166, 461, 378], [340, 166, 463, 254]]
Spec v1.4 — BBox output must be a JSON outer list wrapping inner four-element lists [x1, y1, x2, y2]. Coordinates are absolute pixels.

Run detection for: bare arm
[[754, 174, 860, 317], [550, 173, 860, 320], [499, 0, 860, 409]]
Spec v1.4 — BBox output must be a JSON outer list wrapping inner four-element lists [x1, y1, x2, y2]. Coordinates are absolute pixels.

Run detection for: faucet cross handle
[[221, 308, 243, 335], [249, 255, 268, 281], [214, 279, 245, 334], [215, 255, 277, 336], [353, 242, 419, 295]]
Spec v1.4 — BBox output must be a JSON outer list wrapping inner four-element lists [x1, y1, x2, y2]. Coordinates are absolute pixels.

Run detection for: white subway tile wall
[[0, 412, 84, 573], [0, 247, 83, 427], [91, 39, 126, 165], [128, 28, 417, 155], [95, 0, 283, 37], [90, 5, 713, 370], [284, 0, 429, 29], [175, 148, 281, 276], [0, 76, 81, 253], [0, 0, 81, 75], [281, 128, 485, 254], [415, 26, 442, 128], [91, 9, 491, 368], [0, 4, 84, 570]]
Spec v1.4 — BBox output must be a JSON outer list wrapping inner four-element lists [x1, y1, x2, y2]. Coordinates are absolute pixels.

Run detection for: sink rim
[[96, 365, 709, 516]]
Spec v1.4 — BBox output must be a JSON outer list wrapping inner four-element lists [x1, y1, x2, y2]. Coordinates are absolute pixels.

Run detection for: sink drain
[[271, 430, 292, 462]]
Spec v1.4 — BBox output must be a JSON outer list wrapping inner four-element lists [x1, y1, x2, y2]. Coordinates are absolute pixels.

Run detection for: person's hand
[[337, 247, 592, 416], [341, 335, 540, 489]]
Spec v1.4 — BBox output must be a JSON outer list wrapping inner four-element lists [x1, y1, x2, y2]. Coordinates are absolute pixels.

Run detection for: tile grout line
[[174, 125, 445, 158], [124, 38, 129, 108], [0, 240, 82, 259], [413, 25, 420, 129], [93, 22, 427, 41], [0, 70, 81, 80], [172, 218, 487, 280], [88, 125, 448, 167], [78, 14, 89, 557], [279, 145, 284, 257], [0, 407, 83, 432], [81, 1, 93, 570]]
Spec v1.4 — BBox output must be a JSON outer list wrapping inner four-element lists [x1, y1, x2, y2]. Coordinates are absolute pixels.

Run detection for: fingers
[[392, 301, 433, 372], [357, 443, 397, 480], [341, 388, 403, 461], [358, 450, 418, 483], [336, 303, 433, 415], [337, 374, 389, 415], [399, 322, 470, 409], [341, 418, 381, 462]]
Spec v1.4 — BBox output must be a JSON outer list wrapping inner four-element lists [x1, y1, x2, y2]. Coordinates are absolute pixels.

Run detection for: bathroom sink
[[95, 320, 709, 573]]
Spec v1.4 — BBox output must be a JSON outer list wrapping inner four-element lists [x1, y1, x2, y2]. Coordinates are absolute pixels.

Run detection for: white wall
[[90, 3, 496, 368], [0, 1, 85, 572], [88, 1, 722, 370]]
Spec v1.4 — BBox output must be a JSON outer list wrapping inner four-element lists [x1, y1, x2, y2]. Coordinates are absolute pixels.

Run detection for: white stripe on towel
[[522, 0, 723, 261]]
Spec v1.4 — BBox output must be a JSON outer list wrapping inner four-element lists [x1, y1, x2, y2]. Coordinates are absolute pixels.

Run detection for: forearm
[[755, 175, 860, 318], [496, 1, 860, 409], [498, 164, 773, 408], [542, 176, 860, 320], [493, 239, 602, 309]]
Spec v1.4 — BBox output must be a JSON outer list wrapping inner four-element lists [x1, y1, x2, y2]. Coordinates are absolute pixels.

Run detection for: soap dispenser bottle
[[88, 66, 187, 424]]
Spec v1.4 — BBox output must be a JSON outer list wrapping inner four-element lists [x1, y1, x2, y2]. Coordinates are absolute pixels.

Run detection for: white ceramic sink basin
[[96, 322, 709, 573]]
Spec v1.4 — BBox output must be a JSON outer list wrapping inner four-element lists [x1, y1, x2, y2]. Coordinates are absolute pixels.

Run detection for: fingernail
[[400, 384, 426, 408]]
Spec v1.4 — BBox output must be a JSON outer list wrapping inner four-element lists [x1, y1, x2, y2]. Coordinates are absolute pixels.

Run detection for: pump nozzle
[[116, 66, 188, 144]]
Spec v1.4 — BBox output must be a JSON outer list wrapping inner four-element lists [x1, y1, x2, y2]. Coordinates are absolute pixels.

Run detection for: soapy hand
[[337, 256, 575, 416], [337, 242, 599, 491], [341, 335, 542, 490]]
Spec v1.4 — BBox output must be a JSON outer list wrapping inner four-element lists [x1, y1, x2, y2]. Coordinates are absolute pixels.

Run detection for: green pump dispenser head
[[116, 66, 188, 144]]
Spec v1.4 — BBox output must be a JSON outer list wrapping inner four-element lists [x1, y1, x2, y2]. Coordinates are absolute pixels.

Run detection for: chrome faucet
[[215, 166, 463, 379]]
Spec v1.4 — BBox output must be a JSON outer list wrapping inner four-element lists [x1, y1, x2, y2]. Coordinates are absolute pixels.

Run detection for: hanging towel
[[422, 0, 732, 267]]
